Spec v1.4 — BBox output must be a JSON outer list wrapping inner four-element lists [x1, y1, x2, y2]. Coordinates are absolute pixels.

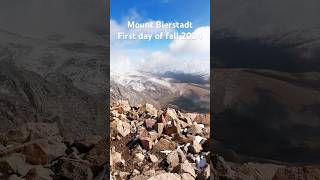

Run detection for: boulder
[[110, 119, 131, 137], [187, 123, 203, 135], [145, 119, 157, 130], [167, 150, 179, 168], [110, 150, 124, 168], [149, 154, 158, 163], [138, 103, 158, 117], [22, 143, 49, 165], [138, 128, 153, 150], [177, 148, 187, 163], [164, 121, 179, 135], [0, 153, 32, 176], [73, 135, 102, 153], [135, 153, 145, 162], [193, 114, 210, 126], [40, 136, 67, 161], [25, 165, 53, 180], [178, 161, 196, 177], [155, 123, 164, 135], [165, 108, 179, 121], [189, 140, 202, 154], [152, 138, 176, 153], [56, 158, 93, 180], [147, 173, 181, 180]]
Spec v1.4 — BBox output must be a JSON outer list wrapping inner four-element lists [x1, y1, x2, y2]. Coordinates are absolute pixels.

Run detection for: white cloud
[[110, 14, 210, 75], [169, 26, 210, 54]]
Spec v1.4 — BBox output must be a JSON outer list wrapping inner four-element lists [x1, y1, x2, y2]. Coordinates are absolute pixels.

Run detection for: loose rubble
[[0, 122, 105, 179], [110, 100, 210, 179]]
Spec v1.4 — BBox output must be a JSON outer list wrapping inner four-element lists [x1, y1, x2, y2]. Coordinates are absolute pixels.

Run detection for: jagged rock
[[0, 153, 32, 177], [176, 119, 189, 129], [56, 158, 93, 180], [172, 133, 193, 144], [167, 150, 179, 168], [186, 154, 196, 163], [119, 171, 130, 179], [144, 169, 156, 176], [177, 148, 187, 163], [149, 154, 158, 163], [22, 143, 49, 165], [25, 165, 53, 180], [181, 173, 195, 180], [178, 161, 196, 177], [189, 140, 202, 154], [152, 138, 176, 153], [147, 173, 181, 180], [135, 153, 145, 162], [113, 100, 131, 113], [110, 149, 124, 168], [40, 136, 67, 161], [159, 114, 167, 125], [139, 103, 158, 117], [73, 135, 101, 153], [193, 114, 210, 126], [145, 119, 157, 130], [155, 123, 164, 135], [177, 112, 193, 125], [187, 123, 203, 135], [165, 108, 179, 121], [202, 127, 210, 139], [138, 128, 153, 150], [164, 121, 179, 135], [149, 131, 159, 141], [110, 119, 131, 137]]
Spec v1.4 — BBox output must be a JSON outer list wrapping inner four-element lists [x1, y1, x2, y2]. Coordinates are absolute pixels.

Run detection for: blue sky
[[111, 0, 210, 27], [110, 0, 210, 74]]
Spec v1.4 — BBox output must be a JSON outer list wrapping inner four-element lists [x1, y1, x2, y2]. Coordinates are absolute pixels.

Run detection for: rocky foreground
[[212, 154, 320, 180], [0, 123, 105, 179], [110, 100, 211, 180]]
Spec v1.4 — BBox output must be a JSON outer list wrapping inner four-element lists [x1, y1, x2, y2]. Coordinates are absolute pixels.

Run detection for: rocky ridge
[[110, 100, 210, 180]]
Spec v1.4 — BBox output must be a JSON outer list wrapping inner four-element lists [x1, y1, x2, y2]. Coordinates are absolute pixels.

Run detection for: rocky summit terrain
[[109, 100, 210, 180], [212, 154, 320, 180], [0, 122, 105, 179]]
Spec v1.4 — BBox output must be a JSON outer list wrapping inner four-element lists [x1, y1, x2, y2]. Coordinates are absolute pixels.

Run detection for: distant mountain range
[[110, 70, 210, 113]]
